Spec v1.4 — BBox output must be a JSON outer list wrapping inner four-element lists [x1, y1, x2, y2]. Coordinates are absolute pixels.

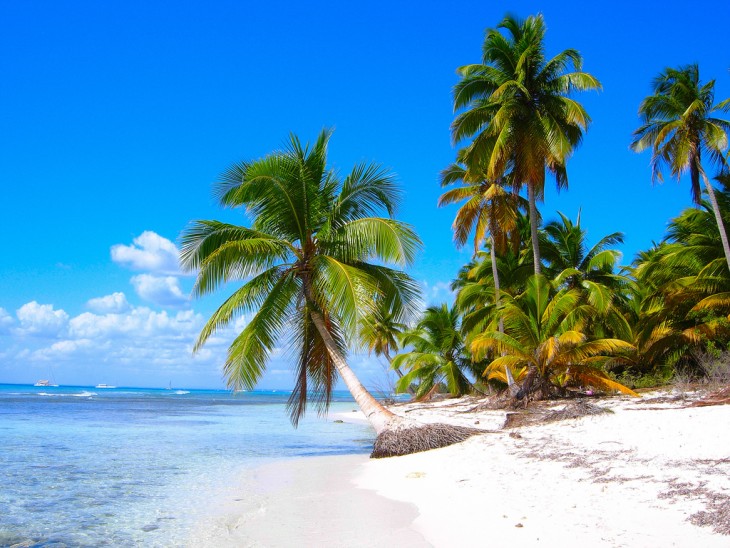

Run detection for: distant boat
[[34, 380, 58, 387], [95, 384, 116, 389]]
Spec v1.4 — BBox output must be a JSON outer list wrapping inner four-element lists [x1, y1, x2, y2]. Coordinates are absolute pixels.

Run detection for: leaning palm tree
[[181, 130, 479, 457], [451, 13, 601, 275], [631, 64, 730, 272]]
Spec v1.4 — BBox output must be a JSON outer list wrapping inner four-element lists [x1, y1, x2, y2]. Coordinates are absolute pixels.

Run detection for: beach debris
[[542, 401, 613, 423], [689, 386, 730, 407], [503, 412, 534, 428], [503, 401, 612, 428], [370, 422, 483, 458], [406, 472, 426, 479]]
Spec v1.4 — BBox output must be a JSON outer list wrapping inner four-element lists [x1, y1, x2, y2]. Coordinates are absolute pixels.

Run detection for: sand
[[194, 390, 730, 547], [188, 454, 428, 547]]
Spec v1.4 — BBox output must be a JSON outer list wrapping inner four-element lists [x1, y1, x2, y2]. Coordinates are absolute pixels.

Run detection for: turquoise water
[[0, 384, 374, 547]]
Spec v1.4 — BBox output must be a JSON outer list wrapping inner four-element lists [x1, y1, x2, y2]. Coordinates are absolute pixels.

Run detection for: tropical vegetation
[[391, 304, 474, 399], [183, 12, 730, 455]]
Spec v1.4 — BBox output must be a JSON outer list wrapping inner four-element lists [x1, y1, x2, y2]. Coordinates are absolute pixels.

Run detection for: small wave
[[174, 390, 190, 395], [36, 391, 97, 398]]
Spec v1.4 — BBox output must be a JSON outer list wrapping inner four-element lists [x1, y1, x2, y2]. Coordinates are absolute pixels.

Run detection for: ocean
[[0, 384, 375, 547]]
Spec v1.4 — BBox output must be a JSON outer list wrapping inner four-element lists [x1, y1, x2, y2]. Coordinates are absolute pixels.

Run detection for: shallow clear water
[[0, 384, 374, 547]]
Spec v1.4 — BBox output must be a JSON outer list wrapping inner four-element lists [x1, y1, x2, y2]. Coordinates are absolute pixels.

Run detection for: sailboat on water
[[34, 379, 58, 387], [34, 369, 59, 387]]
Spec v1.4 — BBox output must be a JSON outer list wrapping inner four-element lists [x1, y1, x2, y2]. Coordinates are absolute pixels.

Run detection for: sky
[[1, 0, 729, 390]]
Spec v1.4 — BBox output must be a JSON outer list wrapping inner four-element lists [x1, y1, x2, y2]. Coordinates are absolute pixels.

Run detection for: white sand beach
[[194, 391, 730, 547]]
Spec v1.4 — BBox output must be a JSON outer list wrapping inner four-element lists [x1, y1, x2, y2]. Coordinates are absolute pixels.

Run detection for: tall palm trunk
[[528, 183, 542, 275], [488, 217, 504, 334], [519, 177, 542, 401], [310, 311, 397, 434], [702, 173, 730, 273]]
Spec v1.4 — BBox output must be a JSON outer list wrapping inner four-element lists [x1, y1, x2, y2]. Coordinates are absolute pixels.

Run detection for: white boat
[[34, 379, 58, 387], [95, 384, 116, 389]]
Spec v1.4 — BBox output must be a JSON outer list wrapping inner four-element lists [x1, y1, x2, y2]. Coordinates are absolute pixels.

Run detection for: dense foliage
[[187, 12, 730, 407], [388, 15, 730, 400]]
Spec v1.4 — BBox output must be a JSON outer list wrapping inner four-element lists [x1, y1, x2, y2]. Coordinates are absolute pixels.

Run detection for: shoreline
[[188, 454, 428, 547], [195, 391, 730, 547]]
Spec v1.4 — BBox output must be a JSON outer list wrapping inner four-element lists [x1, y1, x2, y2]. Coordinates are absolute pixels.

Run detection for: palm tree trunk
[[489, 230, 504, 334], [702, 174, 730, 273], [309, 311, 397, 434], [528, 183, 542, 275], [384, 349, 403, 378]]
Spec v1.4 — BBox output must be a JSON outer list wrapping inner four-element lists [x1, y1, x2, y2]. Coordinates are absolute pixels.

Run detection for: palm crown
[[471, 275, 637, 397], [392, 304, 473, 398], [180, 130, 422, 424], [451, 13, 601, 274], [631, 64, 730, 203], [632, 64, 730, 273]]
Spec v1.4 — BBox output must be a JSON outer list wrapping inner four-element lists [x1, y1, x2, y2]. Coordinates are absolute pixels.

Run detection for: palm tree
[[181, 130, 478, 457], [438, 152, 524, 332], [543, 211, 624, 286], [453, 245, 533, 335], [542, 211, 633, 339], [471, 275, 637, 399], [630, 181, 730, 372], [631, 64, 730, 272], [451, 13, 601, 275], [359, 300, 415, 396], [391, 304, 474, 399]]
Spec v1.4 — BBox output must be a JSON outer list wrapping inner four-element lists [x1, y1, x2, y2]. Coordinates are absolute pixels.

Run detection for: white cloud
[[23, 306, 213, 373], [111, 231, 182, 275], [87, 292, 131, 314], [0, 307, 14, 332], [422, 280, 455, 305], [32, 339, 94, 361], [69, 307, 200, 340], [131, 274, 189, 308], [15, 302, 69, 337]]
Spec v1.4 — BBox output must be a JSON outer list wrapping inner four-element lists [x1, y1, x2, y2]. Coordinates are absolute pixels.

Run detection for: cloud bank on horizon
[[0, 230, 452, 389], [0, 232, 235, 388]]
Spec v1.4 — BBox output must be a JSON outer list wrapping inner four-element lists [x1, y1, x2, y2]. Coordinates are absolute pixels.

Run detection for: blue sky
[[1, 0, 729, 389]]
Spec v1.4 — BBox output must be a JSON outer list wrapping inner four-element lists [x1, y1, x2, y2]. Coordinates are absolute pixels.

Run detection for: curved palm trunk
[[311, 310, 481, 458], [310, 311, 397, 434], [702, 173, 730, 273], [528, 184, 542, 275]]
